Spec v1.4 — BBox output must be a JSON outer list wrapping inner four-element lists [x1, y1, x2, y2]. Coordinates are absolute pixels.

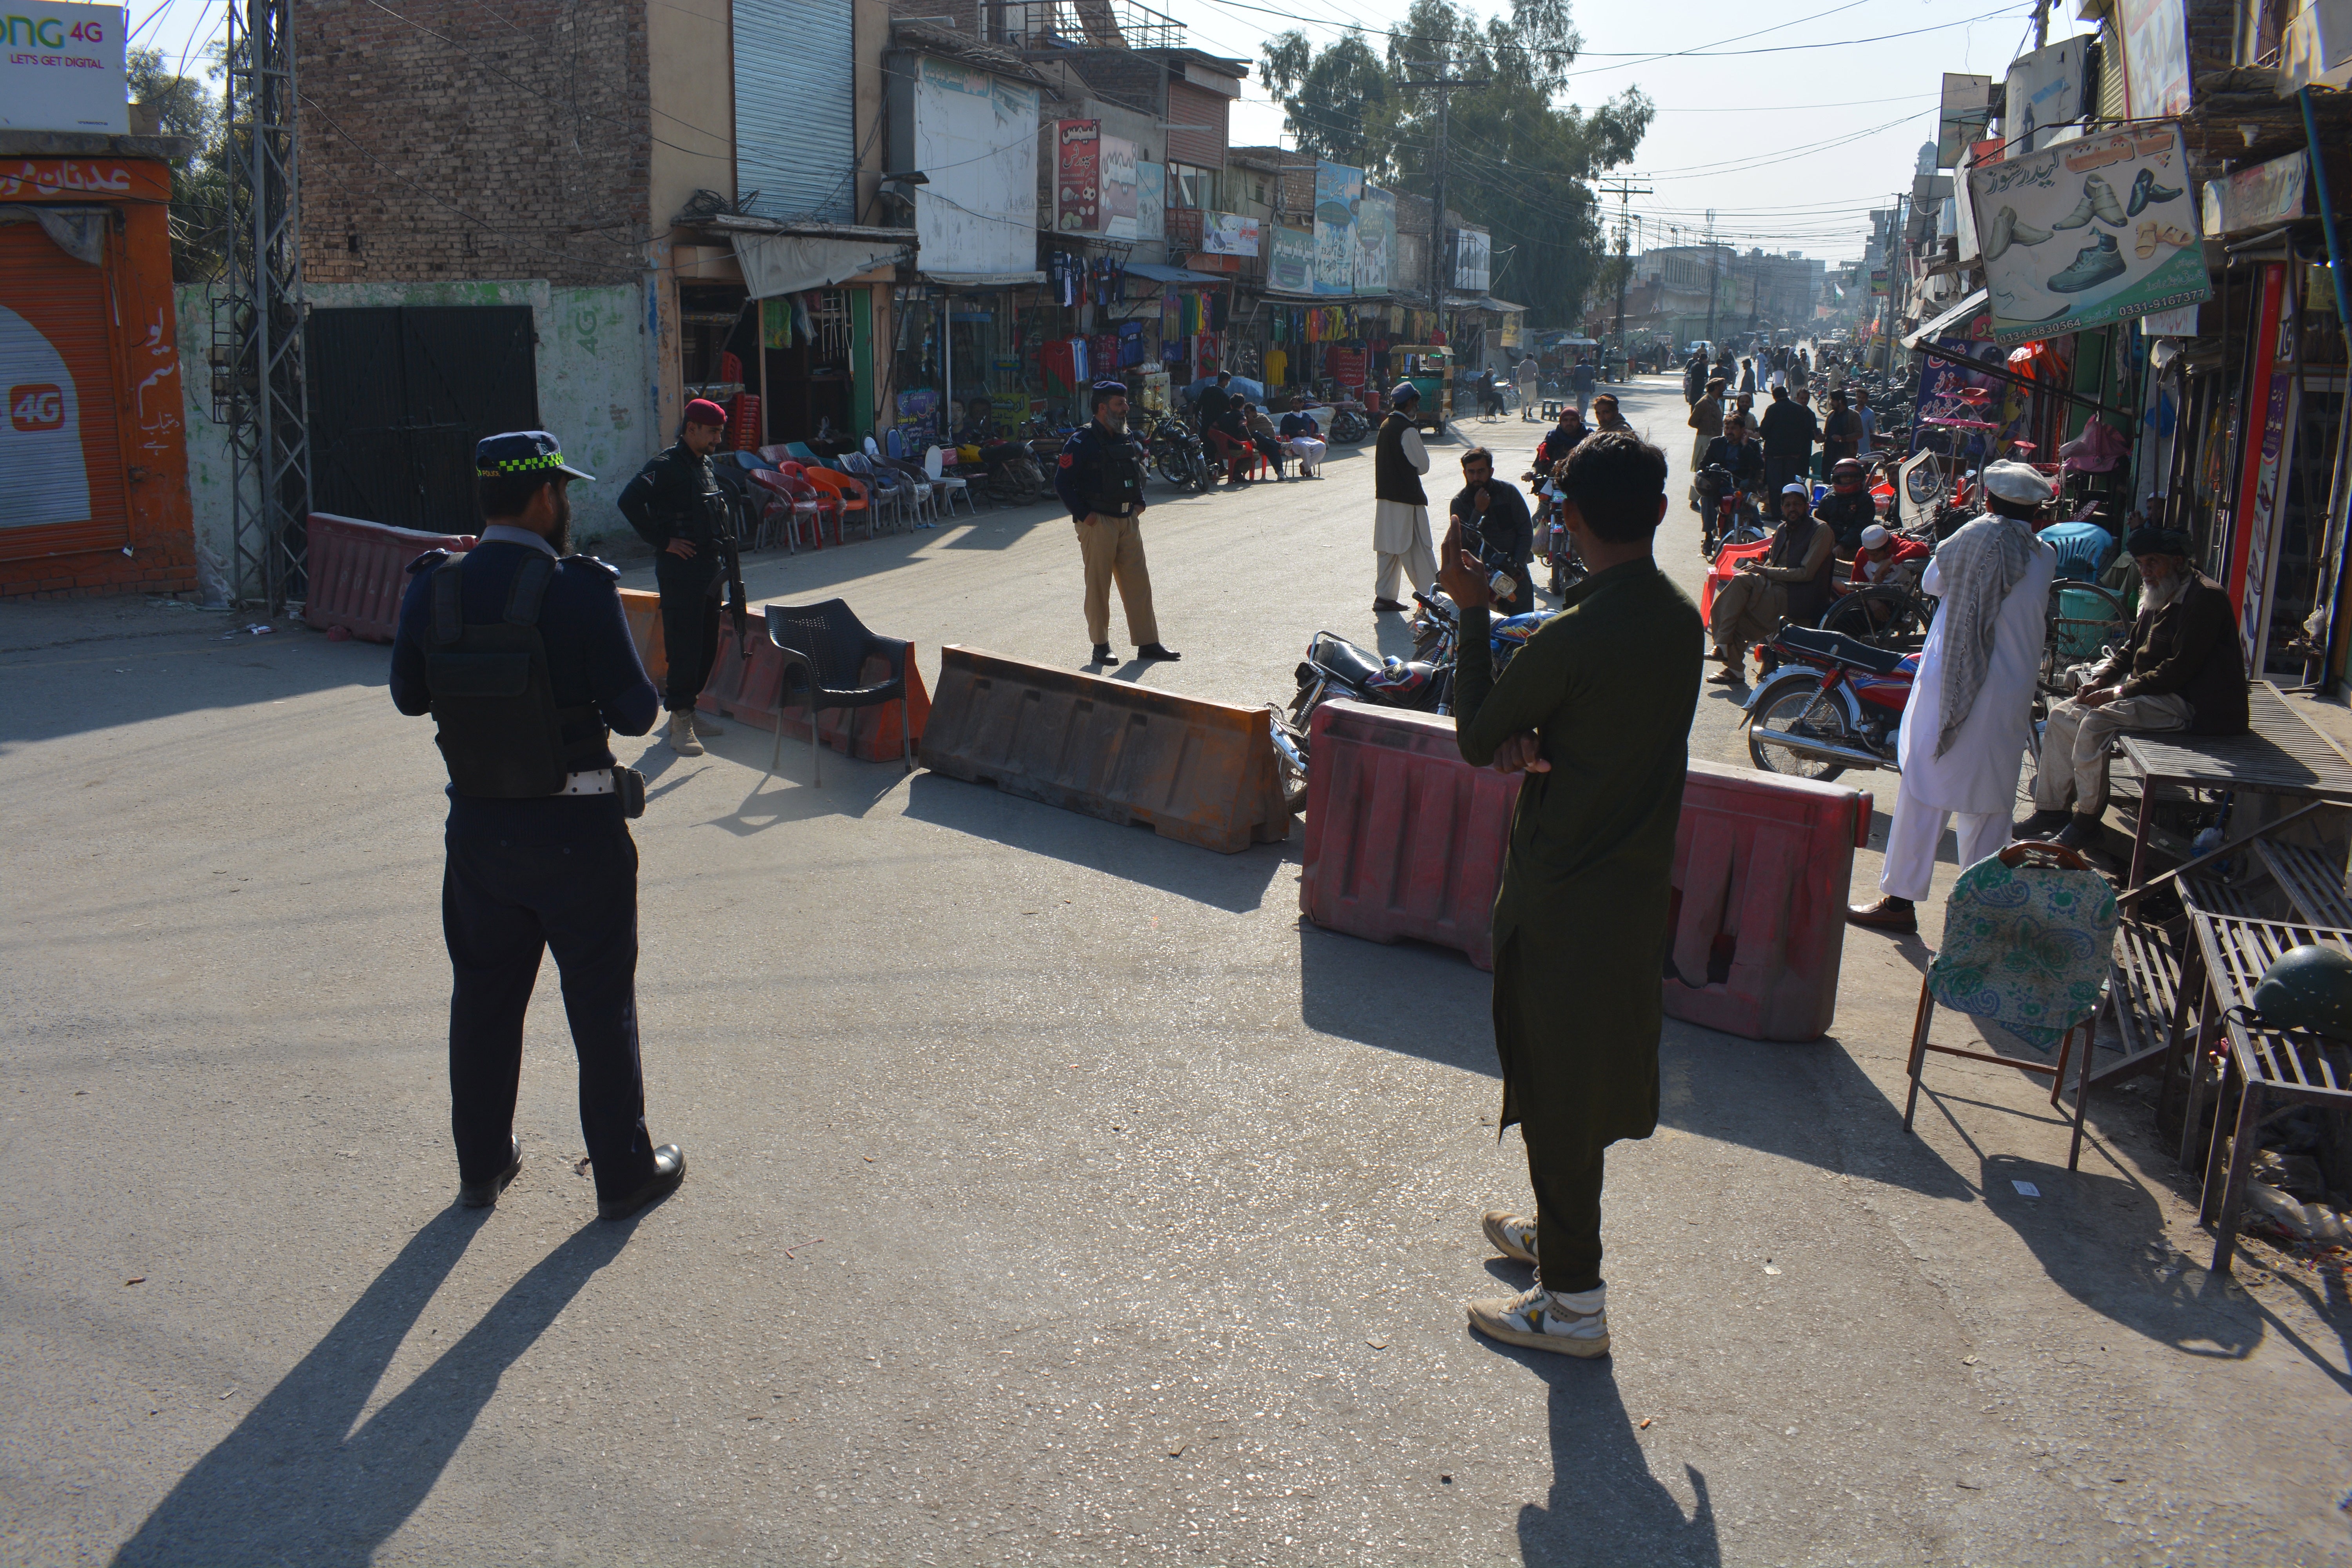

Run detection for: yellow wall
[[647, 0, 738, 436]]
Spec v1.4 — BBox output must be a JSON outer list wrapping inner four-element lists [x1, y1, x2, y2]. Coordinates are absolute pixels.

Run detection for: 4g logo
[[10, 383, 66, 432]]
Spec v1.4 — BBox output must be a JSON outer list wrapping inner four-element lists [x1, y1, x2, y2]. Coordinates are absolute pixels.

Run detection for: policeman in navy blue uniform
[[1055, 379, 1181, 667], [390, 430, 688, 1223]]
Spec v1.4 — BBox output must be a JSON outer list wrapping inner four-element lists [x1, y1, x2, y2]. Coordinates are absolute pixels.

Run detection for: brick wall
[[297, 0, 651, 288]]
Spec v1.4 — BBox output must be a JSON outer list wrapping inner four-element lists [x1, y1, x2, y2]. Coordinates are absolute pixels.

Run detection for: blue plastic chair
[[786, 441, 819, 463]]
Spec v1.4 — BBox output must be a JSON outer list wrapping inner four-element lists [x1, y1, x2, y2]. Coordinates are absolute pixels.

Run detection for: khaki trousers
[[2031, 692, 2194, 816], [1708, 572, 1787, 661], [1076, 512, 1159, 647]]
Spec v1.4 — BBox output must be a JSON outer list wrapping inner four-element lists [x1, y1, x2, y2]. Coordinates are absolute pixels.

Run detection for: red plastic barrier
[[696, 619, 929, 762], [1700, 537, 1769, 622], [1299, 699, 1524, 971], [1663, 759, 1873, 1042], [303, 513, 477, 642]]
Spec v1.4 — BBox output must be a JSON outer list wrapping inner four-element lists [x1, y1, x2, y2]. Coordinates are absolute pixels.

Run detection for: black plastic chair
[[762, 600, 913, 784]]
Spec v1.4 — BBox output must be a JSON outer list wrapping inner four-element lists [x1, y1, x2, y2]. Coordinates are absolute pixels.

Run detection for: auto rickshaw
[[1390, 345, 1452, 433]]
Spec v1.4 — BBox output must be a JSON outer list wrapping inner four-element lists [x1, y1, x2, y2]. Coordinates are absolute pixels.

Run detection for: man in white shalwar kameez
[[1372, 381, 1436, 611], [1848, 462, 2056, 935]]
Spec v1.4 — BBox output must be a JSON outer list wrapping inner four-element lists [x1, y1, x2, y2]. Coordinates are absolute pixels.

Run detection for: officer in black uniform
[[1054, 379, 1181, 667], [617, 397, 734, 757], [391, 430, 687, 1223]]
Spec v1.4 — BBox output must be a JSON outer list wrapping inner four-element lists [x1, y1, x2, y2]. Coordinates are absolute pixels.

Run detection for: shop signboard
[[0, 2, 127, 134], [1135, 162, 1164, 241], [1055, 118, 1100, 232], [1198, 211, 1261, 257], [2003, 38, 2082, 154], [913, 59, 1038, 275], [1966, 123, 2207, 345], [2231, 263, 2296, 666], [2118, 0, 2192, 118], [1355, 186, 1395, 294], [2201, 149, 2307, 238], [1313, 160, 1361, 297], [1268, 225, 1315, 294], [1101, 135, 1138, 240], [1936, 74, 1991, 169], [1452, 227, 1490, 293]]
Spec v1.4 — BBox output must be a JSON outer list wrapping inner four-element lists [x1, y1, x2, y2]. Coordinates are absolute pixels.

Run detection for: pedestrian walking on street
[[1439, 430, 1704, 1356], [390, 430, 688, 1223], [1371, 381, 1435, 612], [1571, 354, 1597, 416], [1738, 356, 1756, 395], [1517, 354, 1541, 421], [1849, 463, 2057, 933], [617, 397, 735, 757], [1687, 376, 1726, 473], [1056, 380, 1180, 666], [1757, 383, 1818, 498]]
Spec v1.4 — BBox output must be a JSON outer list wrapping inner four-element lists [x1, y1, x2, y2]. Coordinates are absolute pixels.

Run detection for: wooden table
[[2176, 912, 2352, 1275], [2114, 682, 2352, 888]]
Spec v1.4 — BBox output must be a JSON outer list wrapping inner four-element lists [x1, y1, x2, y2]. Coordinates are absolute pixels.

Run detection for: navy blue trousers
[[443, 830, 656, 1203]]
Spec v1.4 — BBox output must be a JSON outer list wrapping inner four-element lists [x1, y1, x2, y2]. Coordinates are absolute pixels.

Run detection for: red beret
[[684, 398, 729, 428]]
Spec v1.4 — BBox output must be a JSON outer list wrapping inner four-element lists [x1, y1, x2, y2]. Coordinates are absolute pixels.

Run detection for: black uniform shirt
[[1053, 421, 1148, 521], [616, 441, 724, 550], [391, 528, 661, 844]]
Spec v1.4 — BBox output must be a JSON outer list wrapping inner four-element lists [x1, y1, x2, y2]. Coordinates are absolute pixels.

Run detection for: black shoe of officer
[[1138, 643, 1182, 661], [2013, 808, 2072, 840], [457, 1136, 523, 1209], [2052, 815, 2105, 854], [598, 1144, 686, 1222], [1090, 643, 1113, 665]]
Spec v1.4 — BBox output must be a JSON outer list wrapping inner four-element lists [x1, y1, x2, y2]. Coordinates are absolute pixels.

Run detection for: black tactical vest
[[425, 554, 605, 797]]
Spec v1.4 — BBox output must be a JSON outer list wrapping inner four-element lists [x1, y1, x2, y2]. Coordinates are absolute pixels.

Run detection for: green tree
[[1260, 0, 1650, 328], [128, 44, 230, 282]]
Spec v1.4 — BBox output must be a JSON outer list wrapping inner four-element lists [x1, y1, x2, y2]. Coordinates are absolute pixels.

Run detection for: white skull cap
[[1981, 459, 2055, 503]]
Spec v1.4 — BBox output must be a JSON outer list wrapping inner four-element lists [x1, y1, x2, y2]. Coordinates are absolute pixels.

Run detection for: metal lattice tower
[[211, 0, 310, 613]]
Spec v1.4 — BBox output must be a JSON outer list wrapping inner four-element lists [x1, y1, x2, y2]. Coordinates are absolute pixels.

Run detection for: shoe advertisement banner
[[1966, 124, 2208, 345]]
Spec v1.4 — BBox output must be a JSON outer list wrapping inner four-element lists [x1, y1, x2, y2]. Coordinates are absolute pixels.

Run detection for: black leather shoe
[[1089, 643, 1113, 664], [1138, 643, 1182, 661], [457, 1137, 522, 1209], [2013, 808, 2072, 839], [598, 1144, 686, 1222], [1846, 896, 1917, 934], [1373, 599, 1407, 612], [2052, 815, 2104, 853]]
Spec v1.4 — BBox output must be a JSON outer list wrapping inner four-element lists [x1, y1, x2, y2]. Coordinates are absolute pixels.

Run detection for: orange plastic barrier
[[1298, 699, 1523, 970], [1700, 537, 1770, 622], [694, 618, 930, 762], [617, 587, 667, 684], [303, 513, 476, 642], [919, 645, 1288, 853], [1663, 759, 1874, 1042]]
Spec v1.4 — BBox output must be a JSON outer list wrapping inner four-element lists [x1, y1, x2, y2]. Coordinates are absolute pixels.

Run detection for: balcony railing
[[994, 0, 1184, 52]]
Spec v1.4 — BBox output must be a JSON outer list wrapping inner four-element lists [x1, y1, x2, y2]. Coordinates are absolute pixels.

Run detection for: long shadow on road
[[1510, 1352, 1720, 1567], [111, 1212, 630, 1567]]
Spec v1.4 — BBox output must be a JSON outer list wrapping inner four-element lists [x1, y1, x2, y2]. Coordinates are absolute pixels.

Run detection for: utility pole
[[1402, 60, 1491, 333], [1702, 207, 1720, 347], [1597, 175, 1650, 368]]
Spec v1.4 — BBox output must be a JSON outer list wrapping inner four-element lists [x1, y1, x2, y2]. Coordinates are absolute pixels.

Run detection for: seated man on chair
[[1707, 482, 1834, 685], [2016, 527, 2249, 852]]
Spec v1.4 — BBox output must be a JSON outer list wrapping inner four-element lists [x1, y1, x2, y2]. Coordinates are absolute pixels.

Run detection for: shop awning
[[923, 270, 1046, 287], [1901, 288, 1987, 349], [731, 230, 916, 299], [1125, 262, 1233, 285]]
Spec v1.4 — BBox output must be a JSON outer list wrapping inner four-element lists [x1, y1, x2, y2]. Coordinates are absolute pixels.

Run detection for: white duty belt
[[555, 769, 613, 797]]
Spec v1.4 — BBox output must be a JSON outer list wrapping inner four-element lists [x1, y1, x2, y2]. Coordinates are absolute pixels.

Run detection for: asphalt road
[[3, 374, 2347, 1566]]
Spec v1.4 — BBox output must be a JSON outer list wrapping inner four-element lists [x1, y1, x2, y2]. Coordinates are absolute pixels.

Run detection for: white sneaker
[[1481, 1209, 1539, 1265], [667, 710, 704, 756], [1465, 1283, 1610, 1357]]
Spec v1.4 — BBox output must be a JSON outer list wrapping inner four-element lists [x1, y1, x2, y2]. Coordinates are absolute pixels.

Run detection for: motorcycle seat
[[1312, 636, 1388, 688], [1777, 624, 1910, 676]]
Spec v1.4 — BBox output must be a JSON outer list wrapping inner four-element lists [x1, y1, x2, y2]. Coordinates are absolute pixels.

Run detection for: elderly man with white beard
[[1847, 462, 2056, 935], [2015, 525, 2248, 852]]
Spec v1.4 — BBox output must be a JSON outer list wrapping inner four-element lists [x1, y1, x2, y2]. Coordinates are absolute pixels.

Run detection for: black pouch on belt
[[615, 766, 647, 819]]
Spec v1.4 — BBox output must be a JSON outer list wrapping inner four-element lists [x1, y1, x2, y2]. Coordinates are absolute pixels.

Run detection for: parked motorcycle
[[1692, 463, 1767, 557], [1141, 414, 1212, 493], [1271, 591, 1463, 813], [1741, 624, 1916, 781]]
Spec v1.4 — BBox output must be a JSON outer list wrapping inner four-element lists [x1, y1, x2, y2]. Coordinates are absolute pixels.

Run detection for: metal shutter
[[1164, 80, 1227, 172], [735, 0, 857, 223], [0, 223, 128, 561]]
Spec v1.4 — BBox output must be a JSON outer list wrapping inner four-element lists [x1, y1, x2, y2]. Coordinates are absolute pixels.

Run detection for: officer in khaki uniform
[[391, 430, 688, 1223], [1055, 379, 1181, 667]]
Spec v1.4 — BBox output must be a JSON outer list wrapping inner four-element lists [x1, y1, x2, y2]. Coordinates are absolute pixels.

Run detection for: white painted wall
[[175, 280, 656, 566], [911, 56, 1039, 279]]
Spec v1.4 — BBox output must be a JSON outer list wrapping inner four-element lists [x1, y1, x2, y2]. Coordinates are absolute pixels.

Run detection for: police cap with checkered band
[[475, 430, 595, 483]]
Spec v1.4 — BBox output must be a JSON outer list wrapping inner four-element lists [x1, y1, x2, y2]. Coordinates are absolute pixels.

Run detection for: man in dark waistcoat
[[1372, 381, 1435, 612]]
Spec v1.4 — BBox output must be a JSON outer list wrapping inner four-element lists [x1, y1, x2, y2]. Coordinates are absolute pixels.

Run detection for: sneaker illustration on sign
[[2125, 167, 2183, 217], [2047, 232, 2126, 294]]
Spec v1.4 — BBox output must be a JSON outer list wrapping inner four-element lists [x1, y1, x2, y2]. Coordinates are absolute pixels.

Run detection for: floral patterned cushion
[[1929, 857, 2118, 1052]]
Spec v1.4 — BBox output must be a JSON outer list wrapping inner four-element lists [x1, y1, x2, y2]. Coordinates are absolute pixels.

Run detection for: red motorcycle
[[1742, 624, 1916, 781]]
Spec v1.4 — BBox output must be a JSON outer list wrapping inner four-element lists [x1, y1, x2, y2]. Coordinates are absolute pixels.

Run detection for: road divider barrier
[[1664, 759, 1872, 1042], [919, 646, 1289, 853], [618, 588, 666, 685], [1299, 699, 1523, 970], [695, 619, 930, 762], [303, 513, 477, 642]]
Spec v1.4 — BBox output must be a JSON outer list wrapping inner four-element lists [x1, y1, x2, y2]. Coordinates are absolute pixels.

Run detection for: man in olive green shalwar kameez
[[1440, 430, 1704, 1357]]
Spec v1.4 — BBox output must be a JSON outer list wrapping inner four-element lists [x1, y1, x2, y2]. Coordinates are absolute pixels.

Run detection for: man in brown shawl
[[1440, 430, 1704, 1356]]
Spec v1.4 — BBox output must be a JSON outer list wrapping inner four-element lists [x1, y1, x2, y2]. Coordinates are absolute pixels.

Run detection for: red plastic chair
[[799, 466, 871, 543]]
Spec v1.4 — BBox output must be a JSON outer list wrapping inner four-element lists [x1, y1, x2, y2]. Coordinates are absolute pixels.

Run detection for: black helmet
[[2247, 944, 2352, 1034]]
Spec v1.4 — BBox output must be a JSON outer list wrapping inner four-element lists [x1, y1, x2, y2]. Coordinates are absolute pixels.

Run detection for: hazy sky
[[128, 0, 2085, 265]]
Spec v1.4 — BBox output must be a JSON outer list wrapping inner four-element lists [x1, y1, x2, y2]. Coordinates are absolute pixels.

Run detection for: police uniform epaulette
[[563, 555, 621, 579], [409, 548, 454, 575]]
